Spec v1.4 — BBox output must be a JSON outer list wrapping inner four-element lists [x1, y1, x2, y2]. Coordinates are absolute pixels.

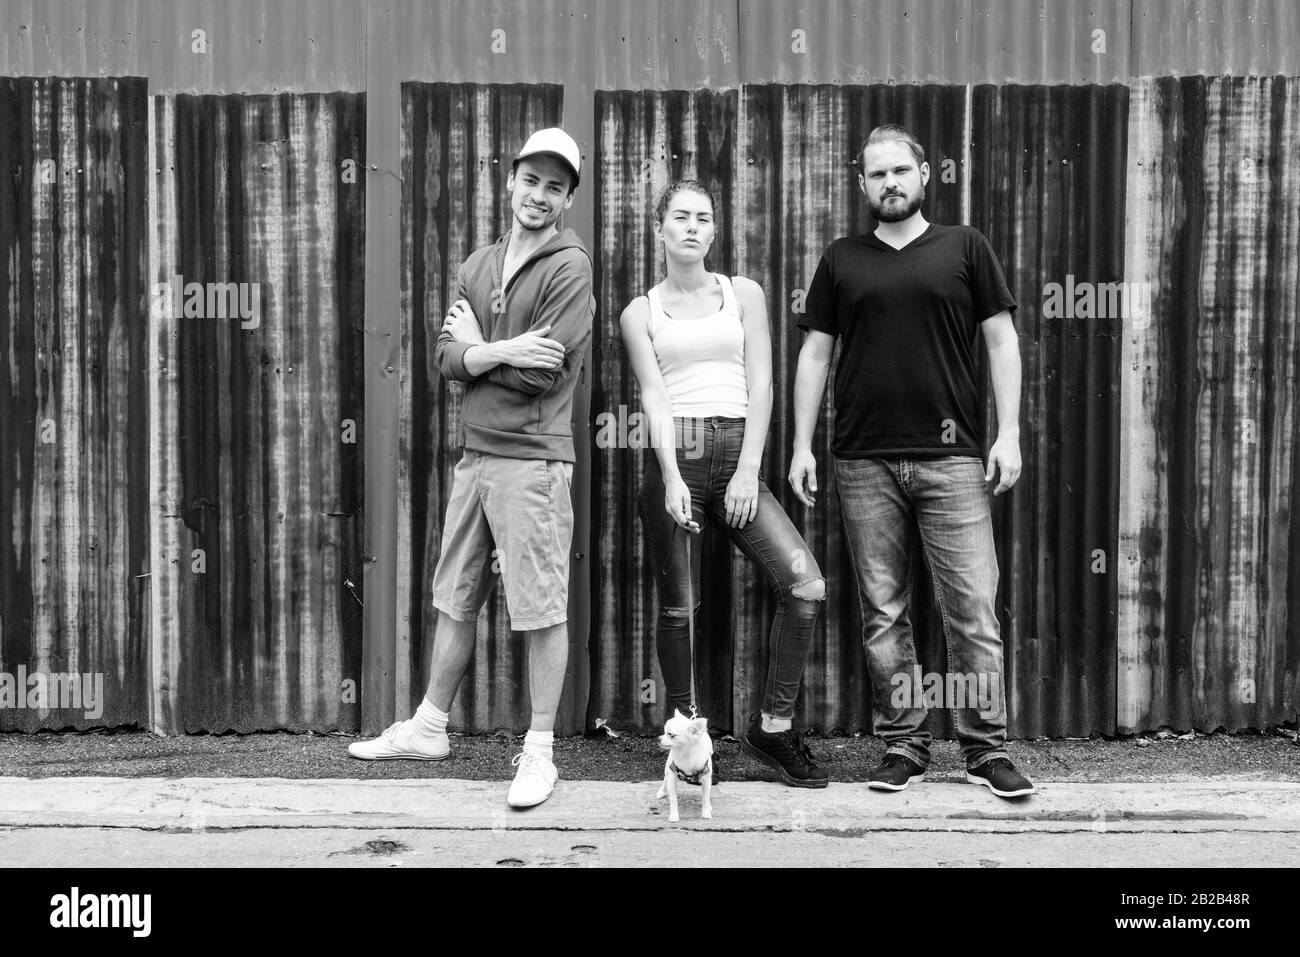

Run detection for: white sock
[[523, 729, 554, 761], [761, 712, 792, 733], [412, 699, 449, 739]]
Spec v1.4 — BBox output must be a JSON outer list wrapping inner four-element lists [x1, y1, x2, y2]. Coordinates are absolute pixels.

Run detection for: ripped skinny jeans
[[639, 416, 824, 720]]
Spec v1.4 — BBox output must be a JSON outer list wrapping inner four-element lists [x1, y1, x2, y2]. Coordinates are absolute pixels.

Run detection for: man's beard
[[871, 186, 924, 223], [515, 202, 560, 232]]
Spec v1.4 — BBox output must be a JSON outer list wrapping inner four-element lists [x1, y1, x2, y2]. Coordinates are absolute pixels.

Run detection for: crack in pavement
[[329, 839, 413, 857]]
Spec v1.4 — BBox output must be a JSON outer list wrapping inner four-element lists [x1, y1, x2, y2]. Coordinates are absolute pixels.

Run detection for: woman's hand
[[664, 475, 700, 533], [724, 467, 759, 528]]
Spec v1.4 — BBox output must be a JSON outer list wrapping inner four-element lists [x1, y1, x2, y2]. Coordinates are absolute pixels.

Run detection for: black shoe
[[966, 758, 1035, 798], [739, 715, 830, 789], [866, 753, 927, 791]]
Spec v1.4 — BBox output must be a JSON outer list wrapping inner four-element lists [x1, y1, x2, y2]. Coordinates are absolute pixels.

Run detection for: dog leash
[[684, 528, 697, 715], [670, 519, 700, 717], [677, 521, 713, 785]]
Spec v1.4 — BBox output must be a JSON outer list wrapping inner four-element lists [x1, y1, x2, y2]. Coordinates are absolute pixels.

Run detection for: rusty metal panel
[[591, 81, 1128, 738], [738, 0, 973, 85], [738, 0, 1130, 86], [969, 0, 1132, 85], [1132, 0, 1300, 78], [590, 88, 739, 731], [2, 0, 365, 92], [0, 0, 147, 77], [972, 84, 1129, 736], [593, 84, 1107, 737], [387, 1, 602, 736], [0, 76, 150, 730], [398, 82, 581, 732], [144, 0, 364, 93], [4, 0, 1297, 740], [737, 84, 971, 735], [593, 0, 739, 91], [391, 0, 738, 90], [148, 91, 366, 732], [391, 0, 590, 85], [1119, 76, 1300, 733]]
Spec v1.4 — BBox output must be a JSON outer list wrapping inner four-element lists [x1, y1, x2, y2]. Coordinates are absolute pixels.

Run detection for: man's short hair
[[859, 124, 927, 169]]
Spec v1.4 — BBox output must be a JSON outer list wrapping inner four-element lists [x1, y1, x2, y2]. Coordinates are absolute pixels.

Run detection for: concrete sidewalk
[[4, 777, 1299, 866], [4, 776, 1300, 833]]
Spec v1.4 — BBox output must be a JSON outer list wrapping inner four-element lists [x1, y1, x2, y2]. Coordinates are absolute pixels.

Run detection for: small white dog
[[656, 709, 713, 822]]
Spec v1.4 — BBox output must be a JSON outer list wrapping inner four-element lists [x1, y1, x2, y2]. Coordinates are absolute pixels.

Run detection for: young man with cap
[[789, 124, 1035, 799], [349, 128, 595, 810]]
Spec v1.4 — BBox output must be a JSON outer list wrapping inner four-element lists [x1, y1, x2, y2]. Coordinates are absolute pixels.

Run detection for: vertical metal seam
[[562, 11, 597, 733], [146, 89, 163, 733], [961, 81, 972, 225], [362, 0, 399, 733]]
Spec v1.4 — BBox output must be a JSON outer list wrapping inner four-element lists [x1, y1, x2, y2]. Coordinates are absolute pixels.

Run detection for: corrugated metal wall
[[397, 82, 576, 732], [1119, 75, 1300, 733], [0, 76, 149, 730], [591, 81, 1130, 736], [737, 0, 1133, 85], [734, 83, 971, 736], [591, 88, 741, 728], [148, 92, 366, 731], [1, 0, 1296, 736], [1132, 0, 1299, 78], [971, 84, 1129, 736]]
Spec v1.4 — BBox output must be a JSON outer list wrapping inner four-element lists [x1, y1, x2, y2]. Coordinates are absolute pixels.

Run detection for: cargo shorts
[[430, 450, 575, 631]]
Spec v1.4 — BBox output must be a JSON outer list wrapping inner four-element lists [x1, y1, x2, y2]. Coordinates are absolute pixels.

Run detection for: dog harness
[[669, 758, 712, 787]]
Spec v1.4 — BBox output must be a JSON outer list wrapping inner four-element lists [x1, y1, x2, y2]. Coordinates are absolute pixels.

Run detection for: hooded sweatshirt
[[435, 228, 595, 462]]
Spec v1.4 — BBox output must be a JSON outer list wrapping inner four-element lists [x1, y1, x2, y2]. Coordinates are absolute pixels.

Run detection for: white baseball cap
[[513, 127, 581, 188]]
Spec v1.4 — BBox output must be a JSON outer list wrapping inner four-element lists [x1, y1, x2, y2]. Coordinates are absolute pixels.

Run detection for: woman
[[618, 180, 828, 789]]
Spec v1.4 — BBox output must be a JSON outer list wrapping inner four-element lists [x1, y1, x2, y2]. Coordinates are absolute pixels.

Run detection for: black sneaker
[[739, 715, 830, 789], [866, 753, 927, 791], [966, 758, 1035, 798]]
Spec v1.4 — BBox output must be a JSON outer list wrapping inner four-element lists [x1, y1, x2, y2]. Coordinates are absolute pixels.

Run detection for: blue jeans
[[834, 456, 1009, 769], [640, 417, 825, 720]]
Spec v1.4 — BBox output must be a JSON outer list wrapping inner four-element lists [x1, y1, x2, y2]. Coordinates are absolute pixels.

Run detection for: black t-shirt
[[799, 223, 1016, 459]]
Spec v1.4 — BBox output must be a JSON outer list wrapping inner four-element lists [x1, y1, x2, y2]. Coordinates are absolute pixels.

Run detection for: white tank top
[[646, 274, 749, 418]]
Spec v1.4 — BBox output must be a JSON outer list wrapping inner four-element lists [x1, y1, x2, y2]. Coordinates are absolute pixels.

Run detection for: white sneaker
[[347, 720, 449, 761], [507, 750, 558, 808]]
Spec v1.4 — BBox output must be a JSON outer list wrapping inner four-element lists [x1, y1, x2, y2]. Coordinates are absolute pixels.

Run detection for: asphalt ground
[[9, 826, 1299, 868], [1, 727, 1296, 782]]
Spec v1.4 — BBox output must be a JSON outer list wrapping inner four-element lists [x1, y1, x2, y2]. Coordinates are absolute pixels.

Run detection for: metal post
[[361, 0, 401, 734]]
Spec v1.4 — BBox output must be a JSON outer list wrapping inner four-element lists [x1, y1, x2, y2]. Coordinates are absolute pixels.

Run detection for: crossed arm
[[434, 259, 592, 395], [441, 298, 566, 384]]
